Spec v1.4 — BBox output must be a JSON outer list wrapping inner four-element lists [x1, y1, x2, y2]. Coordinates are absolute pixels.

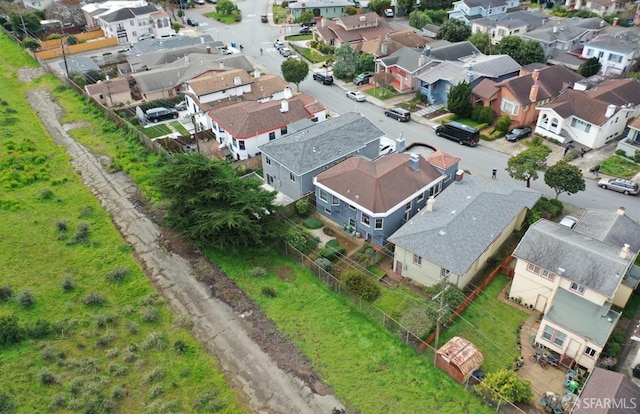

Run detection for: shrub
[[603, 342, 622, 358], [341, 270, 381, 302], [61, 275, 74, 291], [320, 244, 345, 261], [111, 386, 126, 399], [55, 219, 68, 232], [475, 369, 533, 403], [141, 306, 159, 323], [27, 319, 51, 339], [475, 123, 489, 131], [0, 314, 23, 345], [39, 187, 54, 200], [18, 290, 35, 308], [106, 266, 129, 282], [250, 267, 268, 277], [494, 115, 511, 134], [148, 384, 164, 399], [67, 222, 89, 245], [314, 257, 332, 272], [471, 106, 493, 124], [193, 389, 224, 411], [174, 339, 188, 354], [634, 150, 640, 164], [0, 285, 13, 301], [295, 198, 312, 217], [261, 287, 277, 298], [82, 292, 105, 306], [285, 229, 318, 254], [615, 149, 627, 157], [143, 367, 165, 384], [126, 322, 138, 334], [39, 367, 56, 385], [302, 217, 323, 229]]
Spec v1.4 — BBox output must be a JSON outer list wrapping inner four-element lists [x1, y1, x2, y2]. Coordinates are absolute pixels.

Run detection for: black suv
[[313, 73, 334, 85], [353, 72, 373, 86], [146, 107, 179, 123]]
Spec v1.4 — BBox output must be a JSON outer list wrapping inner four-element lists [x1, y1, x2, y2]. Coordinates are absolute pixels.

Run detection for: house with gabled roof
[[471, 10, 548, 45], [580, 30, 640, 76], [521, 17, 606, 60], [358, 29, 432, 58], [509, 207, 640, 371], [571, 367, 640, 414], [534, 78, 640, 149], [314, 12, 393, 48], [313, 152, 453, 246], [289, 0, 356, 21], [616, 114, 640, 158], [207, 95, 326, 161], [85, 78, 132, 107], [258, 112, 385, 201], [583, 0, 633, 17], [472, 65, 584, 128], [388, 173, 540, 289], [448, 0, 520, 24], [126, 36, 226, 73]]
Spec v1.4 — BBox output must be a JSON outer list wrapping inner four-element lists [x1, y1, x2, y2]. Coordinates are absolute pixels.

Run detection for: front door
[[396, 260, 403, 276]]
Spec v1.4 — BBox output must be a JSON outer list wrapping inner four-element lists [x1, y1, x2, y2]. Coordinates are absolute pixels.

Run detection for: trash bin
[[231, 42, 237, 48], [633, 364, 640, 379]]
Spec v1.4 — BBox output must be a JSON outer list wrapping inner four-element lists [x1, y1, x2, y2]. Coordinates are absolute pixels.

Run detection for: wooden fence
[[35, 37, 118, 60]]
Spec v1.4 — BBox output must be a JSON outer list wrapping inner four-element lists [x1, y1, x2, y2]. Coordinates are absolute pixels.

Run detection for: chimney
[[418, 54, 425, 67], [395, 134, 406, 153], [254, 68, 260, 78], [409, 153, 420, 171], [455, 169, 464, 183], [620, 243, 631, 259], [381, 42, 388, 55], [219, 62, 224, 70], [283, 87, 293, 99], [423, 46, 431, 57], [553, 25, 558, 34], [234, 76, 241, 86], [605, 104, 616, 118], [206, 46, 211, 54], [617, 206, 626, 216], [280, 100, 289, 113], [426, 196, 436, 212], [385, 33, 391, 42], [360, 15, 367, 22], [529, 70, 540, 102]]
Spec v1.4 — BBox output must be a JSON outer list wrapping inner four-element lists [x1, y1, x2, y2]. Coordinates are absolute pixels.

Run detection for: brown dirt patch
[[276, 266, 295, 282]]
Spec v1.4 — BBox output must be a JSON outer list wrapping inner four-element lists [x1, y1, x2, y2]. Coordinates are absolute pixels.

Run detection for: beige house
[[509, 208, 640, 372], [388, 174, 540, 289], [85, 78, 132, 107]]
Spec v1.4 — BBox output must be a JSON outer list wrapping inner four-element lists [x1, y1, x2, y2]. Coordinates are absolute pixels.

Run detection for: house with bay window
[[313, 152, 455, 246], [534, 78, 640, 149], [448, 0, 519, 24], [580, 32, 639, 77], [509, 207, 640, 372]]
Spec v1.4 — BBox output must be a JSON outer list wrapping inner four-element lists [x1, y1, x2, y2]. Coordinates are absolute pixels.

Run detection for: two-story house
[[313, 152, 453, 246], [583, 0, 633, 17], [471, 64, 584, 128], [81, 0, 171, 43], [471, 10, 549, 45], [580, 30, 640, 76], [359, 29, 432, 58], [448, 0, 520, 24], [258, 112, 385, 201], [615, 114, 640, 158], [535, 78, 640, 149], [521, 17, 606, 60], [289, 0, 356, 21], [509, 208, 640, 371], [207, 95, 326, 160], [314, 12, 393, 48], [388, 173, 540, 289]]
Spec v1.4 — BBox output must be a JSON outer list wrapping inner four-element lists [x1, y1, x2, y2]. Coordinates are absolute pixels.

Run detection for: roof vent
[[280, 100, 289, 113], [234, 76, 242, 86], [360, 15, 366, 22], [557, 267, 565, 276], [438, 230, 446, 236]]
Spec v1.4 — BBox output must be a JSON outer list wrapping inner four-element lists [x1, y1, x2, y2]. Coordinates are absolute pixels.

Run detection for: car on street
[[300, 20, 317, 28], [273, 39, 284, 49], [280, 47, 292, 57], [299, 26, 311, 34], [138, 32, 154, 41], [186, 18, 199, 26], [384, 107, 411, 122], [261, 15, 268, 23], [379, 137, 395, 155], [174, 101, 188, 111], [559, 215, 579, 229], [384, 8, 394, 17], [598, 177, 640, 195], [206, 0, 218, 3], [313, 73, 334, 85], [505, 126, 532, 142], [353, 71, 374, 86], [346, 90, 366, 102], [145, 107, 179, 123], [194, 0, 205, 4]]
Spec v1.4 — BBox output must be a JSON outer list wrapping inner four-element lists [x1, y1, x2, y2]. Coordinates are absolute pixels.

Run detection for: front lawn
[[364, 86, 399, 100], [285, 34, 313, 41], [297, 46, 333, 63], [600, 155, 640, 178], [439, 274, 528, 374], [272, 4, 286, 24], [203, 11, 240, 24], [171, 121, 189, 136]]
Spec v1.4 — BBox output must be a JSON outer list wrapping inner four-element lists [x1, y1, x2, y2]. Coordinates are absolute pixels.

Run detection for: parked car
[[379, 137, 395, 155], [186, 18, 199, 26], [206, 0, 218, 3], [194, 0, 205, 4], [261, 15, 268, 23], [505, 126, 532, 142], [145, 107, 179, 123], [177, 1, 190, 9], [273, 39, 284, 49], [384, 8, 394, 17], [174, 101, 188, 111], [313, 73, 334, 85], [559, 215, 579, 229], [280, 47, 292, 57], [384, 107, 411, 122], [598, 177, 640, 195], [346, 90, 366, 102], [138, 32, 154, 41], [435, 121, 479, 146], [300, 20, 316, 27], [353, 72, 374, 86], [299, 27, 311, 34], [217, 47, 233, 55], [289, 55, 301, 61]]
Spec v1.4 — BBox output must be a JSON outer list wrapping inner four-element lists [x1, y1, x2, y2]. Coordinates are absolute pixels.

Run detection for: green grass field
[[0, 34, 244, 413]]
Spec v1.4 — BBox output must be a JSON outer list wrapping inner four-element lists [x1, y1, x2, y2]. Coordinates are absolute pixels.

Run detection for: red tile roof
[[427, 151, 461, 170]]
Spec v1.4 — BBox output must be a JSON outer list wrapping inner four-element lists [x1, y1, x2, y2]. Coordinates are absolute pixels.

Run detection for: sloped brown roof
[[241, 75, 288, 101], [187, 69, 253, 96], [499, 65, 584, 105], [315, 154, 443, 214], [319, 14, 393, 44], [628, 116, 640, 130], [586, 78, 640, 106], [436, 336, 483, 378], [85, 78, 131, 95], [472, 78, 501, 100], [427, 151, 461, 170], [573, 367, 640, 414], [207, 95, 322, 139], [360, 29, 432, 57]]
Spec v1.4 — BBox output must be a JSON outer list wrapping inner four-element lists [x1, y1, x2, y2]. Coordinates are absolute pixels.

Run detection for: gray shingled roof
[[513, 219, 632, 297], [289, 0, 353, 8], [388, 174, 540, 276], [61, 56, 101, 74], [258, 112, 384, 175], [378, 47, 433, 73], [523, 17, 606, 43], [585, 34, 637, 54], [545, 288, 619, 346], [100, 5, 159, 23], [574, 209, 640, 253], [430, 41, 480, 61], [128, 35, 216, 56], [462, 0, 508, 7]]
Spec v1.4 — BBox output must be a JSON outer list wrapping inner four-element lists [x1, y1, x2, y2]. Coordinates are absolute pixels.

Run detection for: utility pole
[[433, 271, 449, 365], [61, 39, 69, 78], [105, 75, 114, 107]]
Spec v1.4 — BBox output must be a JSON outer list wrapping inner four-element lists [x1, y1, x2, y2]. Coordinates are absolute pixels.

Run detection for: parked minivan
[[435, 121, 480, 146]]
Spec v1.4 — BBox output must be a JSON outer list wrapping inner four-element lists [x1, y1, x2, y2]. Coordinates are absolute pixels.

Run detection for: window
[[598, 51, 604, 59], [239, 141, 245, 150], [441, 268, 450, 277], [571, 118, 591, 133], [269, 131, 276, 140], [232, 138, 237, 148], [361, 214, 370, 226], [417, 193, 424, 202], [374, 218, 383, 230], [280, 126, 288, 135], [584, 347, 597, 358], [349, 204, 356, 210], [289, 172, 296, 182], [413, 254, 421, 265], [405, 202, 411, 211], [332, 196, 339, 206], [266, 157, 271, 165], [607, 53, 623, 63], [319, 189, 328, 202], [527, 263, 541, 274], [542, 325, 566, 347], [570, 282, 585, 294], [324, 208, 331, 215], [586, 48, 594, 57], [501, 98, 520, 115]]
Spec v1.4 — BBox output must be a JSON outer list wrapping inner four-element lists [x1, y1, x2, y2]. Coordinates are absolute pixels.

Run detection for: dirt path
[[22, 69, 343, 414]]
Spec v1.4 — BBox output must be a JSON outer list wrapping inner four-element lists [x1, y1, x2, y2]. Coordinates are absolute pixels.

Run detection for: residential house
[[388, 173, 540, 289], [535, 78, 640, 149], [289, 0, 356, 21], [615, 115, 640, 158], [580, 30, 640, 76], [376, 41, 480, 94], [521, 17, 606, 60], [359, 29, 432, 58], [583, 0, 633, 17], [472, 65, 584, 128], [471, 10, 548, 45], [417, 53, 521, 105], [81, 0, 171, 43], [509, 207, 640, 371], [313, 152, 452, 246], [571, 367, 640, 414], [258, 112, 384, 201], [422, 24, 440, 38], [60, 55, 101, 76], [207, 95, 326, 160], [314, 12, 393, 48], [85, 78, 132, 107], [448, 0, 520, 24]]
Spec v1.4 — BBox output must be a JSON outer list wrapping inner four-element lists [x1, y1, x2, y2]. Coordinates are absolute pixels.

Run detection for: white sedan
[[346, 90, 366, 102]]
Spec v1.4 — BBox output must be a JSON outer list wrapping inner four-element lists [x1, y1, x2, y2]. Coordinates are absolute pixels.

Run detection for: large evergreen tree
[[332, 43, 359, 79], [578, 57, 601, 77], [155, 153, 287, 251], [447, 80, 473, 119], [494, 36, 545, 66], [436, 19, 471, 42]]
